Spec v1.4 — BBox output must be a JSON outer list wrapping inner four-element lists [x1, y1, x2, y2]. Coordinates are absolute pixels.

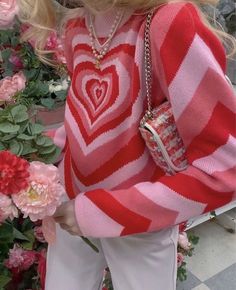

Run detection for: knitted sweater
[[53, 2, 236, 237]]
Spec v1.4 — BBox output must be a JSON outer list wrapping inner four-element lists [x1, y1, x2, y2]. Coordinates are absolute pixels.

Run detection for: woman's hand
[[53, 199, 82, 236]]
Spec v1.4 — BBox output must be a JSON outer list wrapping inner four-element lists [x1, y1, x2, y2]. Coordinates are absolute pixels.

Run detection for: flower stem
[[81, 236, 99, 253]]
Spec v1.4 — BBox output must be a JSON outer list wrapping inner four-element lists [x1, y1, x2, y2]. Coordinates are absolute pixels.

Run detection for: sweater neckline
[[84, 8, 135, 38]]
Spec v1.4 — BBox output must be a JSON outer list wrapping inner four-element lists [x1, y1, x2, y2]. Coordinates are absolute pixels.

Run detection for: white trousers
[[45, 225, 178, 290]]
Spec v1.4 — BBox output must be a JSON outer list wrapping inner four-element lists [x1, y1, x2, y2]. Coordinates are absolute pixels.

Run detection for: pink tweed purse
[[139, 12, 188, 175]]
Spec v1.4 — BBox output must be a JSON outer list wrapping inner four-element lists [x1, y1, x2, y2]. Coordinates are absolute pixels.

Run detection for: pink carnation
[[4, 244, 36, 271], [12, 161, 65, 221], [177, 252, 185, 267], [21, 250, 37, 271], [178, 232, 191, 251], [37, 249, 47, 290], [34, 226, 46, 243], [0, 0, 19, 29], [0, 193, 18, 223], [0, 71, 26, 102]]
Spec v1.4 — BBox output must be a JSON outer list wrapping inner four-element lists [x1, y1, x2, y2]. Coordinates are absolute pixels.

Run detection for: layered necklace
[[88, 9, 125, 69]]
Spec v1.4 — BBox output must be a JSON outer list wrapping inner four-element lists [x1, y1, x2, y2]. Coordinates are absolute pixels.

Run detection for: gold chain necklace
[[88, 9, 125, 69]]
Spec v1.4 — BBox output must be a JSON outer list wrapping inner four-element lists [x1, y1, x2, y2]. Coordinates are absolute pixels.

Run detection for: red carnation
[[0, 151, 30, 195]]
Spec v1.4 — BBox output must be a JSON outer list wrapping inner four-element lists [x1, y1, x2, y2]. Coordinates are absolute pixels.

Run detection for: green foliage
[[0, 275, 11, 290], [0, 104, 60, 164], [0, 22, 69, 110], [0, 217, 46, 290], [177, 262, 188, 282], [0, 19, 64, 290]]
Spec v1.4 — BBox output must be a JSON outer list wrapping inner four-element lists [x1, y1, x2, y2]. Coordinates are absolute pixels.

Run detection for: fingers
[[53, 202, 67, 218], [53, 216, 65, 223], [54, 215, 74, 226], [52, 200, 82, 236], [59, 223, 80, 235]]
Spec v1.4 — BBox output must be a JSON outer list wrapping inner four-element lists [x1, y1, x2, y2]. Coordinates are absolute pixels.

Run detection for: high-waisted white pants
[[45, 224, 178, 290]]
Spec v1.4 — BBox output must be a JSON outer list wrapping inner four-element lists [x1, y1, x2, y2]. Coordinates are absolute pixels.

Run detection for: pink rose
[[177, 252, 185, 267], [0, 193, 18, 223], [53, 37, 67, 65], [0, 77, 17, 102], [0, 71, 26, 102], [178, 232, 191, 251], [22, 26, 67, 65], [0, 0, 19, 29], [12, 161, 65, 221], [12, 71, 26, 91], [9, 54, 23, 69]]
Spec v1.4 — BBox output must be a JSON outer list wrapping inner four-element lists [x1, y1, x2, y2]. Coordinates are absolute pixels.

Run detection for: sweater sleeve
[[74, 3, 236, 238]]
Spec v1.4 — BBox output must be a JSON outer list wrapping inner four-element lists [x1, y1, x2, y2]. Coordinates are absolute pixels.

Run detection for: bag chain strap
[[140, 11, 154, 127]]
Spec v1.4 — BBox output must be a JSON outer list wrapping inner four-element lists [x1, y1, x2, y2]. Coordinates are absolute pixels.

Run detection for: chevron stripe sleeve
[[74, 3, 236, 238]]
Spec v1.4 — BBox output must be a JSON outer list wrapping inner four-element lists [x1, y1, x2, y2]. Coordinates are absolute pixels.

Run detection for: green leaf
[[18, 120, 30, 134], [21, 218, 34, 232], [10, 105, 24, 116], [28, 123, 44, 135], [54, 90, 67, 101], [39, 144, 57, 155], [0, 275, 11, 289], [9, 140, 24, 155], [1, 134, 17, 141], [2, 66, 14, 77], [40, 98, 55, 109], [13, 111, 29, 123], [0, 122, 20, 133], [11, 36, 19, 47], [23, 69, 38, 80], [35, 135, 48, 146], [38, 82, 49, 94], [21, 230, 35, 250], [13, 227, 30, 242], [1, 49, 11, 61], [21, 143, 38, 155], [0, 223, 13, 243], [42, 147, 61, 164], [0, 142, 5, 150], [41, 137, 53, 147], [17, 134, 34, 141]]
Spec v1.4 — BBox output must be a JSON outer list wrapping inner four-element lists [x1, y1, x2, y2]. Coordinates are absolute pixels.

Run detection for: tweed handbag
[[139, 11, 188, 175]]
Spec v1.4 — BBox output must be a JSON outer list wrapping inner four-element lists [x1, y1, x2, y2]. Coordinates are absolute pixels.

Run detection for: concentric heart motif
[[67, 44, 140, 145], [71, 62, 119, 124], [86, 79, 108, 111]]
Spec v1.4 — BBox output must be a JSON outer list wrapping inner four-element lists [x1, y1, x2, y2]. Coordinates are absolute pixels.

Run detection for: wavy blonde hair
[[18, 0, 235, 62]]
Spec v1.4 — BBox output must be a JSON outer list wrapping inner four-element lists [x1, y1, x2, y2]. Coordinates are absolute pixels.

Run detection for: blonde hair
[[18, 0, 236, 62]]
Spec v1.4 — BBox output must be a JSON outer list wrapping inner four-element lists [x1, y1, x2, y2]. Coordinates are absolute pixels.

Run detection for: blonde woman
[[18, 0, 236, 289]]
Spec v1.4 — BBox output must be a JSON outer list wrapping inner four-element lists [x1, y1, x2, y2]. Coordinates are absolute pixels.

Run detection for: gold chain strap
[[140, 11, 154, 127]]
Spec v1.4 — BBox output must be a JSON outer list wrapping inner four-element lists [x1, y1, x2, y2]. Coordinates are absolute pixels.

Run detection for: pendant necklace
[[88, 9, 125, 69]]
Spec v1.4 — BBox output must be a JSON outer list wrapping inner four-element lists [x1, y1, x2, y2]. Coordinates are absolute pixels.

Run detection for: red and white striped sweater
[[52, 2, 236, 237]]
